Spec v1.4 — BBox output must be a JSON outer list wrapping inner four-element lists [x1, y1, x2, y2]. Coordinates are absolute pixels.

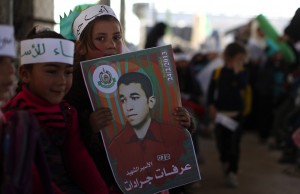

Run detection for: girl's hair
[[74, 15, 124, 63], [223, 42, 247, 61], [117, 72, 153, 99]]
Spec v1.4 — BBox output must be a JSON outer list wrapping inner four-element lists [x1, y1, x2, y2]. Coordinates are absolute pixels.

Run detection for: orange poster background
[[81, 45, 182, 144]]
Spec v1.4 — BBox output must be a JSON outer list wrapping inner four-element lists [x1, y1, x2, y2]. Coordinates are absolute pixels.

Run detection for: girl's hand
[[89, 107, 113, 133], [173, 107, 193, 130]]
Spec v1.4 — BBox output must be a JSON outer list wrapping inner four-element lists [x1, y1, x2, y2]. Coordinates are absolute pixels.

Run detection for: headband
[[20, 38, 74, 65], [0, 25, 16, 58], [72, 4, 118, 40]]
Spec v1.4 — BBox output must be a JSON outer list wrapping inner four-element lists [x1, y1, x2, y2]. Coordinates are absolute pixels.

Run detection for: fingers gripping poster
[[81, 45, 201, 194]]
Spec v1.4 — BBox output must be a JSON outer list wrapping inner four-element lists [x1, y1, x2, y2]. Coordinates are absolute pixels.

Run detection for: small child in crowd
[[207, 42, 249, 188], [1, 27, 109, 194]]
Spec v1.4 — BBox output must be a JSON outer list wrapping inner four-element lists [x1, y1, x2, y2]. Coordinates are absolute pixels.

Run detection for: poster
[[81, 45, 201, 194]]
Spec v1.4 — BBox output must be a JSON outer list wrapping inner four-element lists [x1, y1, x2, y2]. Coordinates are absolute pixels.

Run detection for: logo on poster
[[93, 65, 118, 93], [157, 154, 171, 161]]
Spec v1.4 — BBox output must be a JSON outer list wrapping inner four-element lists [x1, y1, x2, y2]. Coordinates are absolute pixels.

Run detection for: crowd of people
[[169, 7, 300, 190], [0, 2, 300, 194]]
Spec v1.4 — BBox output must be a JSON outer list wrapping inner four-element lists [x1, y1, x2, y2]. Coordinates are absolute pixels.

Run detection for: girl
[[1, 27, 109, 194], [61, 4, 194, 194]]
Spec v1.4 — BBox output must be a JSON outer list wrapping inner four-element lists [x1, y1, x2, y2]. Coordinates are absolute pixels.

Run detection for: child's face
[[85, 19, 123, 60], [227, 53, 247, 69], [21, 63, 73, 104], [0, 57, 16, 102], [232, 53, 247, 67]]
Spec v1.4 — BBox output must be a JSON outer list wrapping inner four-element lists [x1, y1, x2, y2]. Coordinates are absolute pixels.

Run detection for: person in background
[[282, 8, 300, 44], [207, 42, 250, 188], [0, 24, 17, 107], [144, 22, 167, 49], [173, 47, 205, 161], [278, 7, 300, 178], [2, 27, 109, 194], [280, 7, 300, 69], [0, 24, 17, 186]]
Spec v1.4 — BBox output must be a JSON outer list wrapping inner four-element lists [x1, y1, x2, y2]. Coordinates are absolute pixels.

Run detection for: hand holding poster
[[80, 45, 201, 194]]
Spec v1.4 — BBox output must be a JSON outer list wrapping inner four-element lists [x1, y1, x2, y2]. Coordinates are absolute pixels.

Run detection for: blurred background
[[1, 0, 298, 51]]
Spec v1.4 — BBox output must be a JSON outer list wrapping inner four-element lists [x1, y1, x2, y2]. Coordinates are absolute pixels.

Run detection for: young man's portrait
[[80, 45, 201, 194], [108, 72, 194, 193]]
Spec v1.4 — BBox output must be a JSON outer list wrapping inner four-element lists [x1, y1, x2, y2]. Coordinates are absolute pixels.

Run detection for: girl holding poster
[[60, 4, 195, 194]]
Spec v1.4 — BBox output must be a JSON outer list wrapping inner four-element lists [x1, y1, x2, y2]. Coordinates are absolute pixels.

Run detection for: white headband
[[20, 38, 74, 65], [72, 4, 118, 40], [0, 25, 16, 58]]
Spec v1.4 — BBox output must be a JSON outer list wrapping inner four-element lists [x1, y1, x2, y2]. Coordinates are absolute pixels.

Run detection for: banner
[[81, 45, 201, 194]]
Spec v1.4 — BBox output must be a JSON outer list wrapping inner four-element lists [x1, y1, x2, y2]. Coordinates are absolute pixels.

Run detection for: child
[[1, 27, 109, 194], [0, 24, 17, 186], [0, 24, 17, 106], [60, 4, 194, 194], [207, 42, 249, 188]]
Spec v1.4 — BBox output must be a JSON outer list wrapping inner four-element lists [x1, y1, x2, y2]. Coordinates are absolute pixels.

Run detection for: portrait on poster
[[81, 45, 201, 194]]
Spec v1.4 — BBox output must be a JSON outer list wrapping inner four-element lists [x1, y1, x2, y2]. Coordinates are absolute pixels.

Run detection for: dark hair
[[25, 26, 65, 39], [75, 15, 123, 63], [223, 42, 247, 61], [144, 22, 167, 49], [117, 72, 153, 99]]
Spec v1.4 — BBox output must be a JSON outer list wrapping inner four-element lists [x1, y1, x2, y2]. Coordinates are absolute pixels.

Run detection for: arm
[[63, 108, 109, 194]]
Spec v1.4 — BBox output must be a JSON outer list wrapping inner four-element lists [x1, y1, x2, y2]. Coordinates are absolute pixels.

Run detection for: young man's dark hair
[[117, 71, 153, 99]]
